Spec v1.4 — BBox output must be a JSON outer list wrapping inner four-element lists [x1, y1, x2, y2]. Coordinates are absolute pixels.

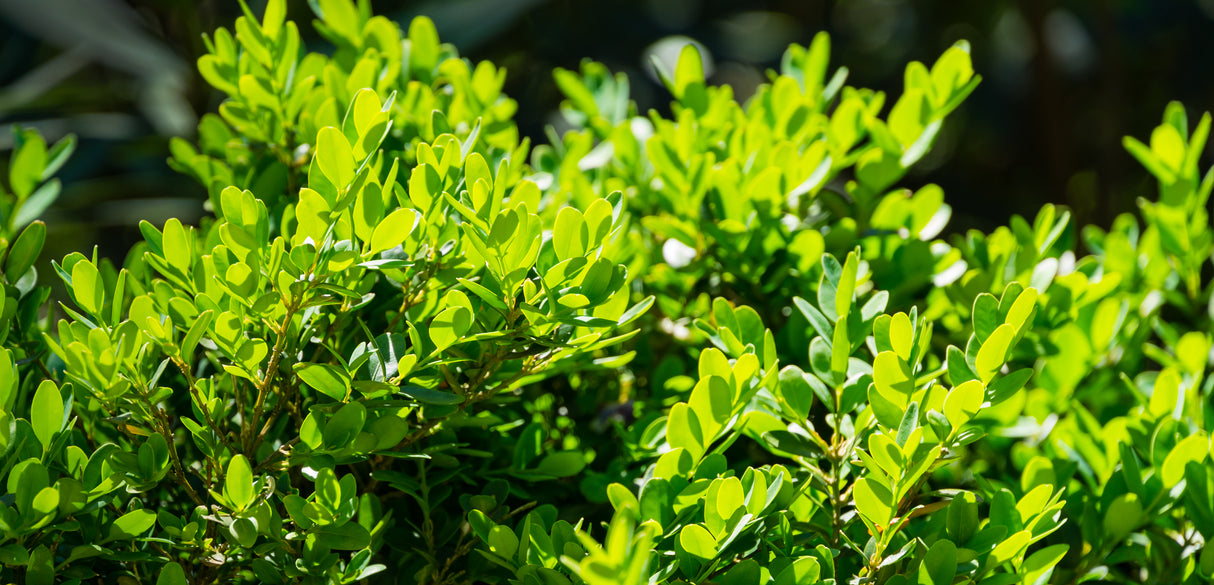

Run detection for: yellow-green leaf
[[1161, 432, 1209, 488], [974, 324, 1014, 383]]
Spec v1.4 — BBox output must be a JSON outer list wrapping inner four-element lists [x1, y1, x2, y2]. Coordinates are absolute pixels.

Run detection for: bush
[[0, 1, 1211, 584]]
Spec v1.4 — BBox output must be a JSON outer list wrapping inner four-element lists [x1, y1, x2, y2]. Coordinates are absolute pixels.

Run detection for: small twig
[[173, 357, 235, 454], [254, 437, 299, 474], [247, 302, 300, 452]]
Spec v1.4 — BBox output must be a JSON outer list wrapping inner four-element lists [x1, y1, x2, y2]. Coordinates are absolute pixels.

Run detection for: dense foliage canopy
[[0, 1, 1211, 584]]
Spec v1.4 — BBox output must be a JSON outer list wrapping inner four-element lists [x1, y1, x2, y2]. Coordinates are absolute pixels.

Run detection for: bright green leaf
[[853, 477, 894, 527], [975, 324, 1014, 384], [873, 351, 915, 395], [678, 524, 717, 559], [105, 509, 157, 542], [430, 306, 472, 352], [30, 381, 63, 451], [295, 363, 351, 402], [943, 380, 983, 429], [316, 126, 355, 188], [224, 455, 255, 511], [369, 208, 419, 255], [71, 259, 103, 315], [1161, 432, 1209, 488]]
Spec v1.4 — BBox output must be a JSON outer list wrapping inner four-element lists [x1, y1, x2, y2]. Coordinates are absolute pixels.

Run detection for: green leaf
[[944, 380, 983, 429], [830, 316, 850, 385], [873, 351, 914, 395], [71, 259, 103, 315], [197, 55, 236, 95], [488, 524, 519, 558], [225, 455, 255, 511], [989, 530, 1030, 565], [534, 452, 586, 477], [42, 133, 75, 181], [1175, 332, 1211, 374], [5, 220, 45, 282], [300, 413, 323, 450], [972, 293, 999, 343], [678, 524, 717, 559], [762, 430, 823, 459], [946, 492, 978, 543], [295, 363, 351, 401], [689, 375, 732, 443], [239, 74, 278, 110], [1161, 431, 1209, 488], [720, 560, 763, 585], [917, 539, 957, 585], [1150, 123, 1186, 170], [181, 310, 215, 360], [0, 544, 27, 566], [946, 345, 978, 386], [316, 0, 360, 41], [710, 478, 744, 536], [606, 483, 639, 513], [430, 306, 472, 352], [323, 401, 367, 448], [974, 323, 1014, 384], [1102, 493, 1142, 541], [309, 522, 371, 550], [553, 206, 588, 261], [988, 367, 1033, 405], [316, 126, 355, 188], [795, 296, 833, 340], [230, 517, 258, 547], [553, 68, 599, 117], [400, 386, 463, 405], [667, 403, 705, 461], [13, 180, 60, 229], [853, 477, 894, 527], [161, 218, 191, 275], [1003, 287, 1038, 336], [10, 130, 47, 198], [369, 208, 419, 255], [25, 545, 52, 585], [889, 312, 913, 361], [314, 468, 341, 510], [868, 382, 905, 429], [1202, 540, 1214, 579], [105, 509, 157, 542], [30, 381, 63, 450], [407, 163, 440, 210], [777, 366, 815, 421], [407, 16, 441, 78], [260, 0, 285, 37], [0, 349, 14, 412], [774, 557, 821, 585], [606, 295, 651, 327], [674, 43, 705, 98], [1149, 368, 1181, 419], [867, 432, 903, 478], [895, 402, 919, 447], [1020, 544, 1068, 585], [889, 88, 929, 149], [156, 562, 188, 585], [31, 487, 57, 515]]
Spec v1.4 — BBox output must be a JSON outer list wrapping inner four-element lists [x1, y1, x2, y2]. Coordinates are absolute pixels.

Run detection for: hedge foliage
[[0, 1, 1211, 584]]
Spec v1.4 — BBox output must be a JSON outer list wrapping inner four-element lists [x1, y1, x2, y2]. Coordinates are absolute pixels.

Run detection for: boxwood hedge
[[0, 1, 1211, 584]]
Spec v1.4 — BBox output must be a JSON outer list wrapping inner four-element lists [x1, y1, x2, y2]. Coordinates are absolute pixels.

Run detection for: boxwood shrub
[[0, 1, 1211, 584]]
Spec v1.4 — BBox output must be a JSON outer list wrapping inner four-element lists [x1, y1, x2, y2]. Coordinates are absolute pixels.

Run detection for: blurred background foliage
[[2, 0, 1214, 269]]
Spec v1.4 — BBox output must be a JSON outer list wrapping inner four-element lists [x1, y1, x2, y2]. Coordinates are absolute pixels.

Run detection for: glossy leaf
[[30, 381, 63, 450], [225, 455, 255, 511]]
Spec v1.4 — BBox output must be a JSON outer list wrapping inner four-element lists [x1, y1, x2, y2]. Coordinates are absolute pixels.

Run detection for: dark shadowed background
[[2, 0, 1213, 268]]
